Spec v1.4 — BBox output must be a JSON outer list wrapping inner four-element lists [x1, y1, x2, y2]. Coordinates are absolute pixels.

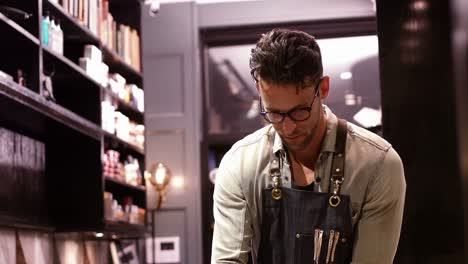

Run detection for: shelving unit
[[0, 77, 102, 139], [0, 0, 147, 245], [104, 130, 144, 156], [0, 12, 40, 45], [102, 44, 143, 85], [104, 220, 147, 237], [42, 45, 100, 87], [45, 0, 101, 45], [105, 176, 146, 192]]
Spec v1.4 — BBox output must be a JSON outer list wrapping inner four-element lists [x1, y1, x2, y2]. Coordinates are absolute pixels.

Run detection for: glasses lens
[[264, 113, 284, 123], [290, 109, 311, 121]]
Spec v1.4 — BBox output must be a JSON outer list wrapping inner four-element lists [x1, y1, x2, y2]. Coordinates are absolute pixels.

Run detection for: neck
[[288, 111, 327, 169]]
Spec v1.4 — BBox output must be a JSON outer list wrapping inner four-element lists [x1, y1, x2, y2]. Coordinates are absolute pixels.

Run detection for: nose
[[282, 116, 297, 135]]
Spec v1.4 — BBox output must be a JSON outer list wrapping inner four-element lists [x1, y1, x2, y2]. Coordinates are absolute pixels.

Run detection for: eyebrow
[[265, 102, 309, 113]]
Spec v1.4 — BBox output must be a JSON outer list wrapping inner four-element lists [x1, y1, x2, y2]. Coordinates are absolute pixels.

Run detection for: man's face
[[258, 78, 328, 152]]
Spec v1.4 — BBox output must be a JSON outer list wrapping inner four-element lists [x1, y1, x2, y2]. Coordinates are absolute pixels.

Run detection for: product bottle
[[52, 17, 59, 53], [56, 19, 64, 55], [50, 16, 57, 51], [41, 11, 50, 47]]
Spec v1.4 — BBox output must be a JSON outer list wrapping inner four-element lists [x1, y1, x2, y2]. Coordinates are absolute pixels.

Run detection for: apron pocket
[[294, 230, 351, 264], [294, 233, 315, 264]]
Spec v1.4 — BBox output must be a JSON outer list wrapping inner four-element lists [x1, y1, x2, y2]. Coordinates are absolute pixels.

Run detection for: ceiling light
[[340, 72, 352, 80], [411, 0, 429, 12]]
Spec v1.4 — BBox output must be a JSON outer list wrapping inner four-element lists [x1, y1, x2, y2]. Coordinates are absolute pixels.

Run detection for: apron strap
[[267, 118, 348, 194], [267, 127, 286, 199], [330, 119, 348, 195]]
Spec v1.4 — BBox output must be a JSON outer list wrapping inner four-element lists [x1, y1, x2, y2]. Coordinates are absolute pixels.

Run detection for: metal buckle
[[332, 178, 343, 196], [329, 195, 341, 207], [329, 176, 343, 207], [271, 188, 282, 200]]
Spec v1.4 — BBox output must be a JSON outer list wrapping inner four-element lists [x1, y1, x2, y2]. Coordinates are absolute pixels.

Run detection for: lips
[[285, 135, 302, 140]]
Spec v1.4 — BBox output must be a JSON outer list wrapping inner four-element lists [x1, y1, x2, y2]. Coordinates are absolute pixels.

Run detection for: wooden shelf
[[115, 94, 143, 115], [46, 0, 100, 45], [0, 77, 102, 140], [55, 220, 148, 238], [105, 176, 146, 192], [0, 12, 40, 46], [42, 47, 143, 125], [0, 214, 55, 232], [42, 46, 103, 89], [103, 88, 144, 122], [102, 45, 142, 84], [103, 130, 144, 156], [46, 0, 142, 84], [104, 220, 147, 237]]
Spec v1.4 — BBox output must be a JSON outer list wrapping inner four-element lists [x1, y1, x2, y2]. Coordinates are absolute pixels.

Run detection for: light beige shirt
[[211, 106, 406, 264]]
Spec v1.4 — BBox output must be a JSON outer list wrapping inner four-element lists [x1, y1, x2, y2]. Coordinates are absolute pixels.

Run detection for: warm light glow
[[63, 240, 79, 264], [344, 93, 356, 106], [340, 72, 352, 80], [155, 165, 167, 184], [411, 0, 429, 12], [171, 176, 185, 188], [317, 36, 379, 69], [95, 232, 104, 238], [402, 19, 428, 32]]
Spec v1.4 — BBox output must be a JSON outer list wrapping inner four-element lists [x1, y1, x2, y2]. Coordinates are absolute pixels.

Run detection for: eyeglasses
[[260, 79, 322, 124]]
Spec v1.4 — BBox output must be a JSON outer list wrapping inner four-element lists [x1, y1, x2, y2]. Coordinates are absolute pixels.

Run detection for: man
[[211, 28, 406, 264]]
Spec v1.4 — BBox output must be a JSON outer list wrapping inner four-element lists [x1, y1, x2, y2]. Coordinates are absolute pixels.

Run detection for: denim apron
[[257, 119, 353, 264]]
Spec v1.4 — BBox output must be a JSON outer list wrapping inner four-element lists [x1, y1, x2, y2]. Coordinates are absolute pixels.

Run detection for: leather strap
[[268, 127, 283, 194], [331, 119, 348, 185], [268, 119, 348, 193]]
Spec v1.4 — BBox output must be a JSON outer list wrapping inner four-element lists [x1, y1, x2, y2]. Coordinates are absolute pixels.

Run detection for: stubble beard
[[283, 108, 323, 153]]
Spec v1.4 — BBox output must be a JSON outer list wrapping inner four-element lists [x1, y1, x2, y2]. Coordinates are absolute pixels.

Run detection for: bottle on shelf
[[49, 17, 64, 55], [49, 16, 57, 50], [56, 19, 64, 55], [41, 11, 50, 47]]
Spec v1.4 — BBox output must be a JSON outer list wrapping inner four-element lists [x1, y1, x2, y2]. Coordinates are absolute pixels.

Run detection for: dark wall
[[452, 0, 468, 258], [377, 0, 465, 262]]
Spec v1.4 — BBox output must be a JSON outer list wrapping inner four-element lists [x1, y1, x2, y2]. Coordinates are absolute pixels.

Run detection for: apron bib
[[258, 119, 353, 264]]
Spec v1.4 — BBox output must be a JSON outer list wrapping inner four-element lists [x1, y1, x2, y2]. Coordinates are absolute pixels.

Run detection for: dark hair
[[249, 28, 323, 89]]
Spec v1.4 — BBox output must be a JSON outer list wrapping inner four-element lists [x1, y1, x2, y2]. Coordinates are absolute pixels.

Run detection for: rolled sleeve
[[211, 154, 252, 264], [352, 147, 406, 264]]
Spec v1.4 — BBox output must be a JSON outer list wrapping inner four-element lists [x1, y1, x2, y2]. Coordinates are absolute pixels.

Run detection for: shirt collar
[[271, 105, 339, 155]]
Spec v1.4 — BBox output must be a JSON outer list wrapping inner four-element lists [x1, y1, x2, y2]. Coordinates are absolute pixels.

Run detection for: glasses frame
[[260, 78, 323, 124]]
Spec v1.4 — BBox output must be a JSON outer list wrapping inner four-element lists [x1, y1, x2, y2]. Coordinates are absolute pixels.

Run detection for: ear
[[319, 76, 330, 100], [255, 81, 261, 93]]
